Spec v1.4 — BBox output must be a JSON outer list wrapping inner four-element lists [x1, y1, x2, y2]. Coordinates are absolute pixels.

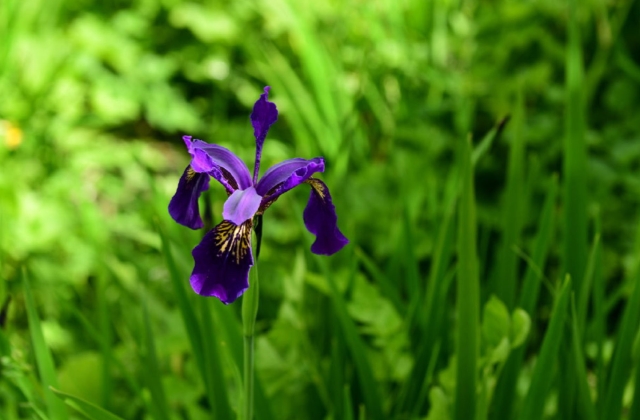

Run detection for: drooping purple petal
[[303, 178, 349, 255], [168, 165, 210, 229], [250, 86, 278, 184], [183, 135, 252, 192], [222, 187, 262, 225], [190, 220, 254, 304], [255, 157, 325, 206]]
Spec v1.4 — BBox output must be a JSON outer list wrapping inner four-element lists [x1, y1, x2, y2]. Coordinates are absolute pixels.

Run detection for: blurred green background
[[1, 0, 640, 419]]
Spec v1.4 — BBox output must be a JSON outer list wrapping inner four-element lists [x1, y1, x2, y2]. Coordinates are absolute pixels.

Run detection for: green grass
[[2, 0, 640, 419]]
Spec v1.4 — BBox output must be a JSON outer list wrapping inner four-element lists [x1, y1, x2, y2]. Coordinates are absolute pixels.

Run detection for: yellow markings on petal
[[214, 220, 253, 264], [305, 178, 326, 201], [185, 166, 197, 182]]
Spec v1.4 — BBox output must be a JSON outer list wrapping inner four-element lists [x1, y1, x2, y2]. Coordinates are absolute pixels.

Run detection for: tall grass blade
[[23, 271, 68, 420], [455, 137, 479, 420], [519, 277, 572, 420], [97, 273, 113, 408], [492, 174, 558, 417], [496, 94, 524, 309], [471, 116, 510, 166], [198, 299, 233, 420], [602, 269, 640, 419], [211, 301, 275, 420], [577, 234, 601, 333], [51, 387, 125, 420], [158, 226, 204, 365], [559, 1, 588, 416], [591, 214, 606, 417], [569, 299, 596, 420], [159, 226, 231, 416], [629, 326, 640, 420], [303, 241, 384, 420], [563, 0, 588, 290], [141, 301, 170, 420]]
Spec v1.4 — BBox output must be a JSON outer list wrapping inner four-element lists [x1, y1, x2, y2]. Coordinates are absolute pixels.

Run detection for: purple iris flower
[[168, 86, 349, 304]]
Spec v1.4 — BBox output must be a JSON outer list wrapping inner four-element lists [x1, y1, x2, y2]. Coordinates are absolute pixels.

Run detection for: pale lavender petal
[[250, 87, 278, 184], [222, 187, 262, 225], [183, 135, 252, 192], [168, 165, 210, 229], [255, 157, 325, 203], [303, 178, 349, 255], [191, 220, 254, 304]]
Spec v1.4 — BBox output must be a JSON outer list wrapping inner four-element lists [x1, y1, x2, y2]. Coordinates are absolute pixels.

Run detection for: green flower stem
[[242, 231, 260, 420]]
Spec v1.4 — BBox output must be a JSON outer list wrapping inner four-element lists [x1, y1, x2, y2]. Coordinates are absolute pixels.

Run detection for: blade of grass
[[563, 0, 588, 292], [141, 300, 170, 420], [577, 233, 601, 334], [601, 268, 640, 419], [315, 250, 385, 420], [354, 247, 403, 314], [455, 136, 479, 420], [211, 300, 275, 420], [396, 141, 458, 415], [569, 298, 596, 420], [496, 94, 524, 310], [519, 277, 572, 420], [471, 116, 510, 166], [559, 1, 588, 416], [51, 387, 125, 420], [158, 226, 204, 365], [591, 213, 606, 417], [342, 385, 355, 420], [97, 273, 113, 408], [67, 306, 142, 396], [158, 225, 231, 417], [492, 174, 558, 417], [198, 297, 233, 420], [628, 327, 640, 419], [22, 270, 68, 420]]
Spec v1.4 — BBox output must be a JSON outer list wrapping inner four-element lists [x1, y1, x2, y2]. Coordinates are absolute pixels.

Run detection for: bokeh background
[[1, 0, 640, 419]]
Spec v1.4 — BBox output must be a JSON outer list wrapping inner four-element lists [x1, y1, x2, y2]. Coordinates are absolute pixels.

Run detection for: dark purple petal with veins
[[303, 178, 349, 255], [222, 187, 262, 225], [191, 220, 254, 304], [183, 135, 252, 192], [255, 157, 325, 205], [250, 87, 278, 183], [168, 165, 210, 229]]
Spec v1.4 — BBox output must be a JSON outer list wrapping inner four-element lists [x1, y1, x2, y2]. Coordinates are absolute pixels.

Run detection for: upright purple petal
[[250, 87, 278, 184], [184, 135, 253, 192], [169, 165, 210, 229], [303, 178, 349, 255], [255, 158, 325, 208], [222, 187, 262, 225], [191, 220, 254, 304]]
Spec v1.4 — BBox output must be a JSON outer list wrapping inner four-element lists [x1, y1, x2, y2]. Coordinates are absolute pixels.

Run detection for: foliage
[[1, 0, 640, 419]]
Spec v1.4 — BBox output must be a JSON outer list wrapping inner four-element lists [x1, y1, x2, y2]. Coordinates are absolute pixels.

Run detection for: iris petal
[[250, 87, 278, 183], [303, 178, 349, 255], [255, 158, 325, 209], [184, 136, 253, 192], [190, 220, 254, 304], [168, 165, 210, 229], [222, 187, 262, 225]]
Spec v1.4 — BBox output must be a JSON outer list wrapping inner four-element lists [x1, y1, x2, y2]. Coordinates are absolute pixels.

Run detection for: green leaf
[[509, 309, 531, 349], [482, 295, 511, 349], [51, 387, 125, 420], [426, 386, 451, 420]]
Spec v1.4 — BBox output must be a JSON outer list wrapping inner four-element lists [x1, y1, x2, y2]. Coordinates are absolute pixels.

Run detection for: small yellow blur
[[1, 120, 23, 150]]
